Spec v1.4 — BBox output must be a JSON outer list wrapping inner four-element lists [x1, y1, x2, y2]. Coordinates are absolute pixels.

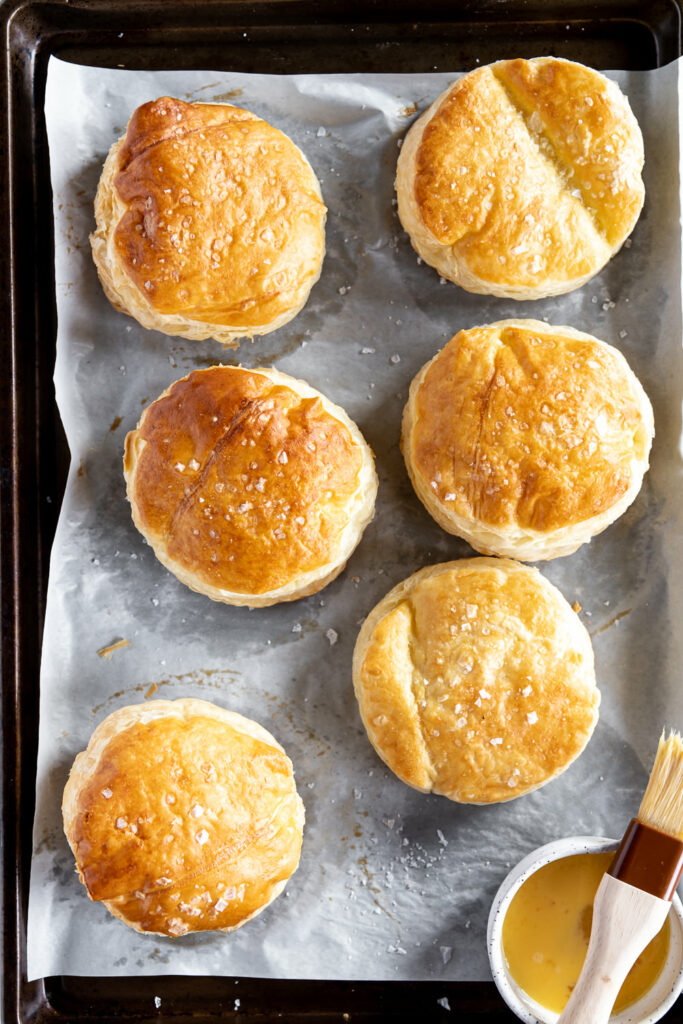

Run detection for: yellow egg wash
[[502, 852, 671, 1014]]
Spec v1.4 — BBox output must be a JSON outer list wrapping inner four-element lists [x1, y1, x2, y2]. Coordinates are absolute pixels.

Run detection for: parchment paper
[[27, 56, 683, 982]]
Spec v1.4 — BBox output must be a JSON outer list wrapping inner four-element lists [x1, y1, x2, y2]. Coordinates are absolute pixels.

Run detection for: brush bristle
[[638, 730, 683, 839]]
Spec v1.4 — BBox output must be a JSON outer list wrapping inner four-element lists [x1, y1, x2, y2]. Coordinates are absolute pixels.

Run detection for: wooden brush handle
[[558, 873, 670, 1024]]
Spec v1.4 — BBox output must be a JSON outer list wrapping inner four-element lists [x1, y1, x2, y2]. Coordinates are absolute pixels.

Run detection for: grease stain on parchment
[[91, 667, 241, 716], [591, 608, 633, 636]]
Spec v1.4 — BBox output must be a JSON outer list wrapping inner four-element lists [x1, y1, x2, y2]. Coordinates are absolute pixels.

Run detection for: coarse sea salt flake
[[490, 737, 503, 746], [527, 711, 538, 724]]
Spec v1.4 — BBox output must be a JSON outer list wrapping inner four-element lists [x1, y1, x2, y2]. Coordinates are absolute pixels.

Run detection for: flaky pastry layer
[[91, 97, 326, 345], [124, 365, 377, 606], [62, 699, 305, 936], [402, 319, 654, 561], [353, 559, 599, 804], [396, 58, 644, 299]]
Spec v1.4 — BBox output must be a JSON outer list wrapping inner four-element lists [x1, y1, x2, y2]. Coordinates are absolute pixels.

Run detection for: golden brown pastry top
[[111, 97, 325, 327], [62, 700, 304, 935], [124, 366, 371, 598], [413, 58, 643, 291], [353, 559, 599, 804], [404, 320, 652, 534]]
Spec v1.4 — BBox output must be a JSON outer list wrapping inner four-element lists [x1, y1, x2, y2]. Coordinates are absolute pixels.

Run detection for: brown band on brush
[[609, 819, 683, 900]]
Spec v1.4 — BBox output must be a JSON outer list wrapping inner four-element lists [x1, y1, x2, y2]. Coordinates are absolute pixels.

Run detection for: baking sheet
[[27, 56, 683, 981]]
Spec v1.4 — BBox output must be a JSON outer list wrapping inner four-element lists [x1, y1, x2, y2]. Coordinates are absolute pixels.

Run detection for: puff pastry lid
[[397, 57, 644, 298], [124, 365, 377, 606], [402, 319, 653, 561], [92, 96, 326, 338], [62, 699, 305, 936], [353, 559, 599, 804]]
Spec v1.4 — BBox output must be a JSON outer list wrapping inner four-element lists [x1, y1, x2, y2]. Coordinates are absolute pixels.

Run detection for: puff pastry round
[[91, 96, 326, 345], [62, 698, 305, 936], [124, 365, 377, 606], [396, 57, 644, 299], [402, 319, 653, 561], [352, 558, 599, 804]]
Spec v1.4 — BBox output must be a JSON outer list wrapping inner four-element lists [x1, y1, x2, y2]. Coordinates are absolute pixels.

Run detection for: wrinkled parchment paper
[[27, 56, 683, 981]]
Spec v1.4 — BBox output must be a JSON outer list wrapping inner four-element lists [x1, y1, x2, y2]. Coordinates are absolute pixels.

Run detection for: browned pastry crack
[[489, 66, 610, 248], [124, 366, 376, 603], [403, 321, 652, 547], [397, 58, 644, 298]]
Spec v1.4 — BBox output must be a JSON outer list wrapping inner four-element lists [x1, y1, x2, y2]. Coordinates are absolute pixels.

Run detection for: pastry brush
[[559, 730, 683, 1024]]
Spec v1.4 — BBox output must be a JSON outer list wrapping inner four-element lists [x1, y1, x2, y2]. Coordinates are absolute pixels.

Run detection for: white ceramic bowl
[[487, 835, 683, 1024]]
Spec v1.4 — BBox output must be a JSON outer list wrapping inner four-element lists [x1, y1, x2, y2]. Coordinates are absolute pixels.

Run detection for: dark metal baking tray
[[2, 1, 682, 1020]]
